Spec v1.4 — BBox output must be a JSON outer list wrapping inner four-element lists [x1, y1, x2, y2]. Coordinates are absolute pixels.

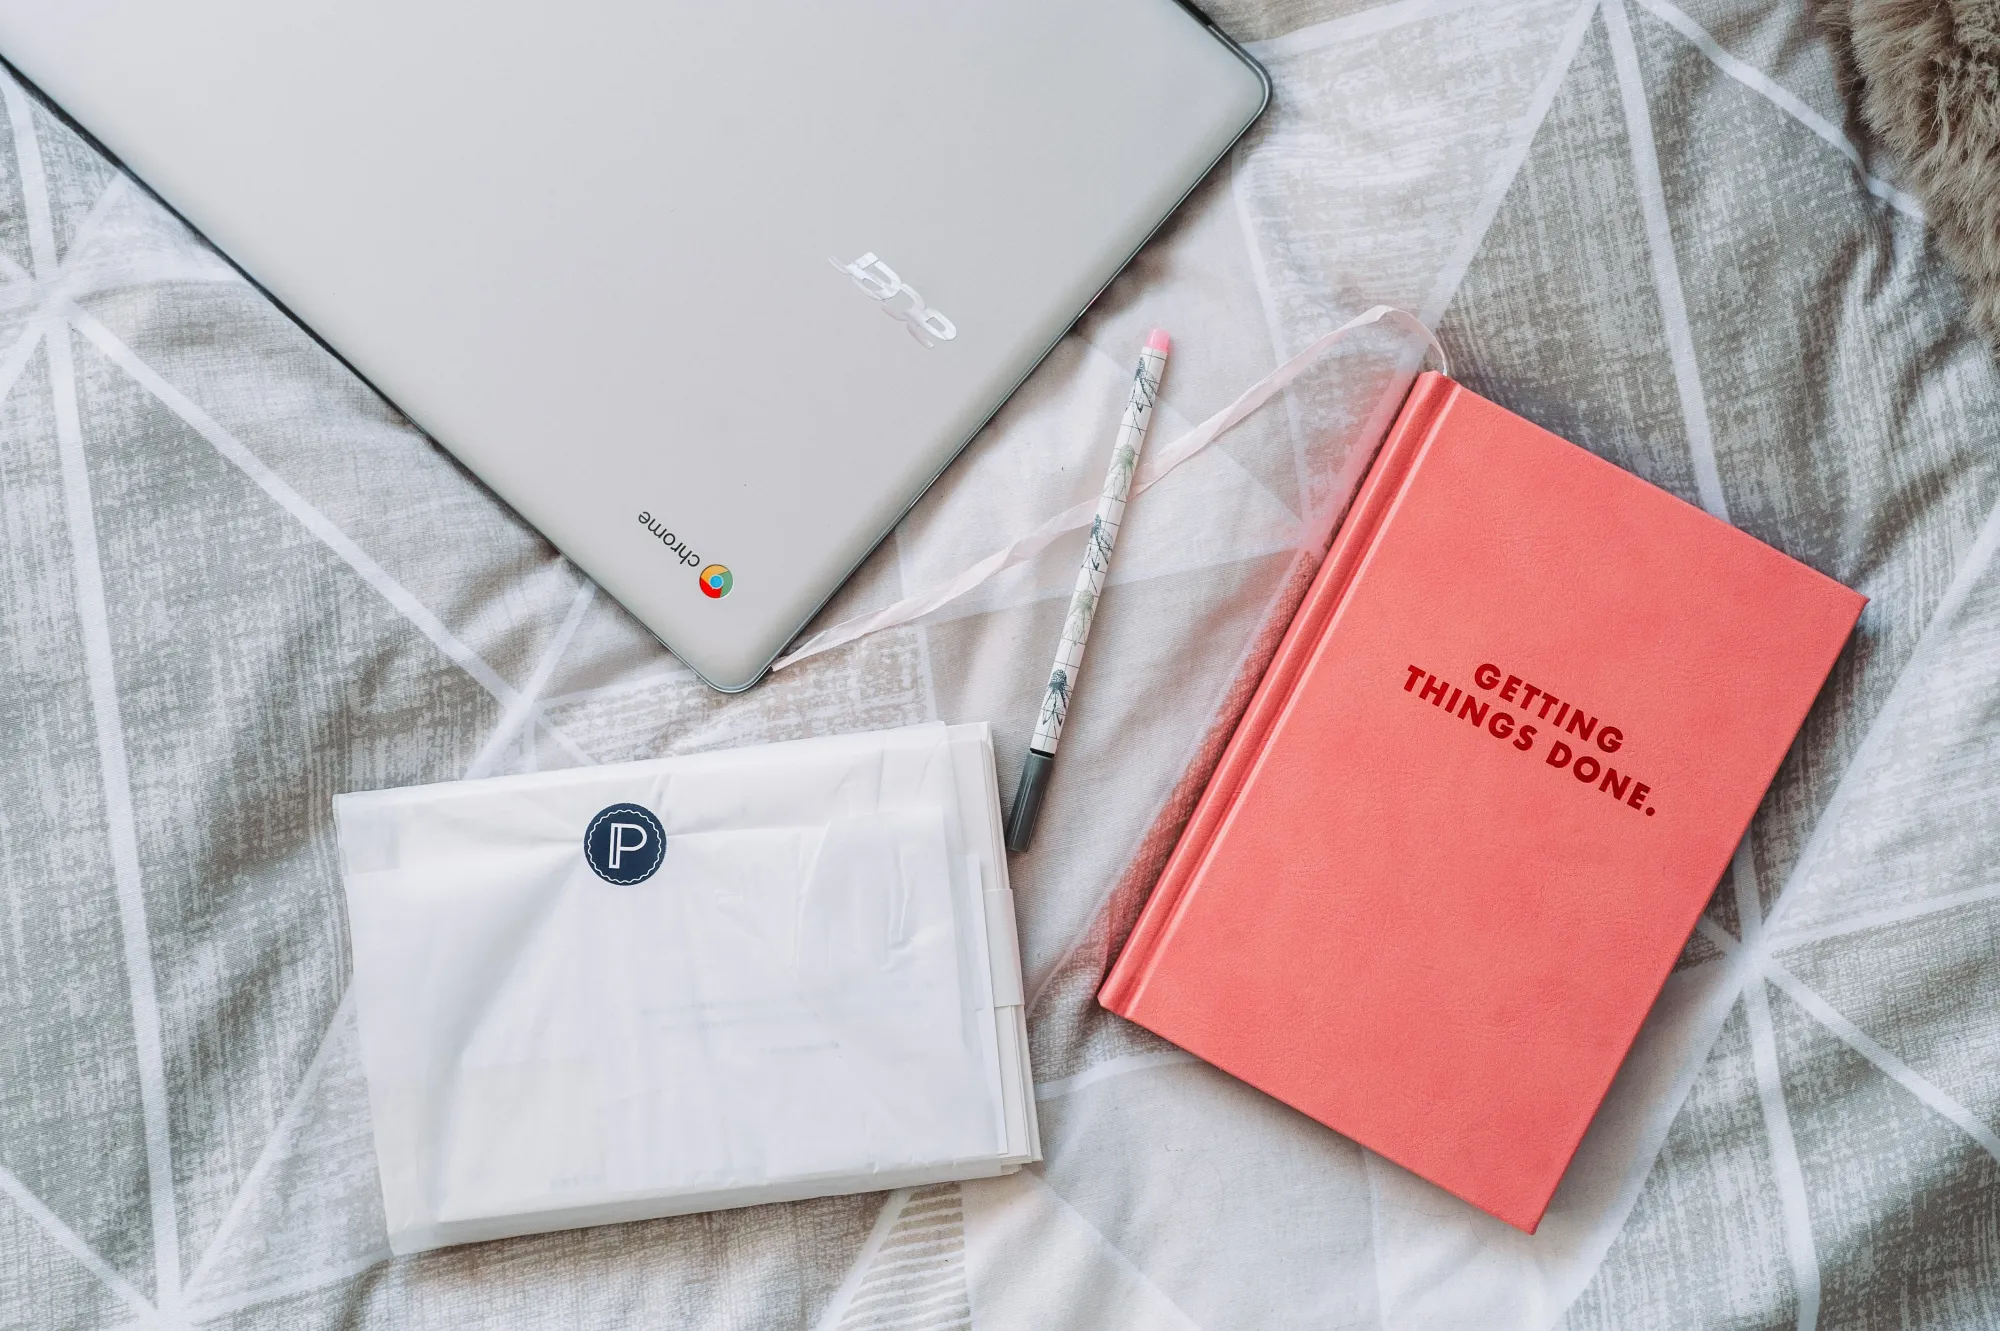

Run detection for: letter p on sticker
[[608, 822, 649, 870]]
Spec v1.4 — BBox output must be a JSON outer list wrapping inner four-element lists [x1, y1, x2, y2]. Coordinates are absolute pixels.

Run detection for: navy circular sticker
[[583, 803, 666, 884]]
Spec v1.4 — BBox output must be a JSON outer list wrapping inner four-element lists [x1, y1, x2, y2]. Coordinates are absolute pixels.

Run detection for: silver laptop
[[0, 0, 1266, 690]]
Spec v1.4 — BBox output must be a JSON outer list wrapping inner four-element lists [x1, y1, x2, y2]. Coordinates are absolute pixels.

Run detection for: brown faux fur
[[1819, 0, 2000, 340]]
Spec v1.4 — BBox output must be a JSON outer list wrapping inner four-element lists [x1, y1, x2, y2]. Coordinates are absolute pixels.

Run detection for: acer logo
[[830, 252, 957, 347]]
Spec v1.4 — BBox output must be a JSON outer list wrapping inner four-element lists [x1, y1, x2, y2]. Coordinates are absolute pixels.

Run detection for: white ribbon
[[772, 305, 1446, 672]]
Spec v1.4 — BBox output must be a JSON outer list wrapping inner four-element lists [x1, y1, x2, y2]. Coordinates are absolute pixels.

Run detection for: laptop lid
[[0, 0, 1266, 690]]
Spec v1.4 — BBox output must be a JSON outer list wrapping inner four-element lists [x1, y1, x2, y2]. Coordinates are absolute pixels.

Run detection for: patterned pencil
[[1006, 328, 1170, 852]]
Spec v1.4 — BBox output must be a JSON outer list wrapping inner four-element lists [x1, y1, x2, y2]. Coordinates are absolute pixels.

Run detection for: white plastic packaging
[[334, 722, 1038, 1255]]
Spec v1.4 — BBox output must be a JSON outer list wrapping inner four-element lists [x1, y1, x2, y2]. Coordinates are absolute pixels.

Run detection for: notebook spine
[[1098, 372, 1458, 1016]]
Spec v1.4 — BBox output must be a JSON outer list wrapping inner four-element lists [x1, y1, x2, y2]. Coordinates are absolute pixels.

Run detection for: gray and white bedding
[[3, 0, 1997, 1327]]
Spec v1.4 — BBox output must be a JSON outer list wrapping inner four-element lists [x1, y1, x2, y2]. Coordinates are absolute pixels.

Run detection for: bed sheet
[[3, 1, 1997, 1326]]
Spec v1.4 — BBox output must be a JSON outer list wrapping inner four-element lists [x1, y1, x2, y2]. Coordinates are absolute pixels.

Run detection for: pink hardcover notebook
[[1101, 373, 1864, 1231]]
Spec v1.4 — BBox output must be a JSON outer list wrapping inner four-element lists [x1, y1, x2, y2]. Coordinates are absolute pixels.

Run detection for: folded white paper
[[334, 722, 1038, 1254]]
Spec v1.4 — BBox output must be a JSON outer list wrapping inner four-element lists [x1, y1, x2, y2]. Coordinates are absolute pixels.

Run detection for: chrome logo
[[698, 564, 733, 599]]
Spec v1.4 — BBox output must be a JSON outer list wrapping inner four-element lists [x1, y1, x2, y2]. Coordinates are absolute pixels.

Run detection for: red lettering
[[1404, 665, 1636, 786], [1628, 782, 1651, 811]]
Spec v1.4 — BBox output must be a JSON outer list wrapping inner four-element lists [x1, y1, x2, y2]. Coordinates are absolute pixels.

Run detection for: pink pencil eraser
[[1147, 328, 1171, 353]]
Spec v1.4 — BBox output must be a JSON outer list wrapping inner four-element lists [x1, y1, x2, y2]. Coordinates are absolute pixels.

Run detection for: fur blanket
[[1822, 0, 2000, 340]]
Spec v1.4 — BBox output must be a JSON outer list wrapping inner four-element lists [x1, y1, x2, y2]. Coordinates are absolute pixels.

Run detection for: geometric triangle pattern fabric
[[959, 1173, 1206, 1330], [1028, 1057, 1381, 1330], [1765, 548, 2000, 947], [819, 1184, 975, 1331], [1758, 973, 2000, 1329], [177, 999, 389, 1319], [0, 334, 161, 1299], [1563, 1000, 1814, 1329], [60, 325, 495, 1296], [3, 0, 2000, 1328]]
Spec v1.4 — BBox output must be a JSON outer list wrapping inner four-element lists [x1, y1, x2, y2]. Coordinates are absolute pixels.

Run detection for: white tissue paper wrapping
[[333, 722, 1038, 1255]]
